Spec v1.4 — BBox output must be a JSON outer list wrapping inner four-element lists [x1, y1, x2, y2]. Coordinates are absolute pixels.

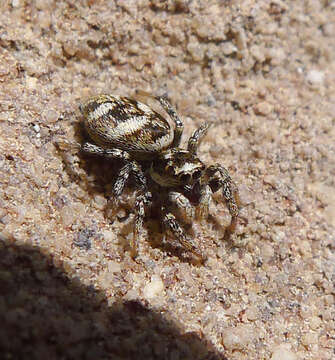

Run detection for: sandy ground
[[0, 1, 334, 359]]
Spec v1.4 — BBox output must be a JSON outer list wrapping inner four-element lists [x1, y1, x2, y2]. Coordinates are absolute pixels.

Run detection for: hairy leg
[[132, 191, 152, 258], [187, 122, 211, 154], [207, 164, 240, 235], [136, 90, 184, 147], [196, 184, 213, 220], [117, 163, 150, 259], [82, 142, 136, 212], [81, 141, 153, 257], [162, 208, 205, 262], [84, 144, 146, 200], [222, 176, 240, 235], [55, 139, 81, 153], [107, 162, 133, 214], [168, 191, 195, 223], [81, 142, 131, 161]]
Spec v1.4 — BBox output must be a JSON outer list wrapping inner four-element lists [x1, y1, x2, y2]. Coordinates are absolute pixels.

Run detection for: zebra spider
[[79, 91, 239, 262]]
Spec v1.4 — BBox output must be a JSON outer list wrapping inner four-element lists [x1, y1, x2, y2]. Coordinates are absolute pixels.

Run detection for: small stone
[[221, 325, 253, 350], [261, 243, 274, 262], [245, 306, 258, 321], [306, 70, 325, 87], [266, 47, 286, 66], [43, 109, 58, 123], [309, 316, 322, 330], [102, 230, 116, 243], [26, 76, 38, 90], [35, 0, 53, 9], [254, 101, 273, 116], [142, 275, 165, 300], [63, 40, 78, 57], [73, 228, 93, 250], [301, 332, 319, 346], [250, 45, 265, 62], [263, 175, 277, 188], [12, 0, 21, 7], [107, 261, 122, 273], [187, 41, 204, 62], [308, 183, 334, 206], [271, 344, 297, 360], [100, 267, 117, 288], [238, 184, 253, 206], [60, 205, 75, 227], [33, 124, 40, 133], [235, 26, 247, 51], [299, 240, 311, 256], [93, 195, 107, 210], [324, 204, 335, 226], [222, 42, 237, 55]]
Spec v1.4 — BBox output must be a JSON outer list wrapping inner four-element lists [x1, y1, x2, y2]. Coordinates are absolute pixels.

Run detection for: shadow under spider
[[144, 203, 202, 265]]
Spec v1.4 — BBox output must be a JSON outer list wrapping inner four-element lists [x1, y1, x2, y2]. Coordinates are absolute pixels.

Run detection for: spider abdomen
[[80, 94, 174, 159]]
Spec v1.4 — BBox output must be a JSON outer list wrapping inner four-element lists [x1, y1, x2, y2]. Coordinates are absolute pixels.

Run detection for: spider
[[78, 91, 240, 261]]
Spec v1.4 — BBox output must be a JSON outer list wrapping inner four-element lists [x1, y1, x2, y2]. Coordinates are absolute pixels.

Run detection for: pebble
[[107, 261, 122, 273], [93, 195, 107, 210], [221, 325, 253, 350], [306, 70, 325, 87], [142, 275, 165, 300], [101, 229, 113, 241], [254, 101, 273, 116], [271, 344, 297, 360], [261, 243, 275, 262], [301, 332, 318, 346], [12, 0, 21, 7]]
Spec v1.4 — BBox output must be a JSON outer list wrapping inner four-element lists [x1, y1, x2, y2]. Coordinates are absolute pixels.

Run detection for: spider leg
[[196, 184, 213, 220], [222, 175, 240, 235], [112, 159, 151, 258], [112, 163, 132, 197], [82, 141, 152, 257], [107, 162, 133, 213], [155, 95, 184, 147], [168, 191, 195, 223], [187, 122, 212, 154], [123, 161, 150, 258], [55, 139, 81, 152], [136, 90, 184, 147], [162, 207, 205, 262], [207, 164, 240, 235], [81, 142, 131, 161], [132, 191, 152, 258], [82, 142, 135, 210]]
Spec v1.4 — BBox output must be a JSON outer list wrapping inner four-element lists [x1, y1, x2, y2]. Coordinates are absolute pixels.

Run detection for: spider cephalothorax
[[79, 91, 240, 261], [150, 148, 206, 187]]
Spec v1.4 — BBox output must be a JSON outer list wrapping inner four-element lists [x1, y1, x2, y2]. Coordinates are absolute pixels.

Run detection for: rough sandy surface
[[0, 1, 334, 359]]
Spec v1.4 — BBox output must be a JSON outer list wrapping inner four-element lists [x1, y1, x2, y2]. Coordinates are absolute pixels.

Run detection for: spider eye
[[209, 179, 221, 192], [193, 170, 202, 179], [179, 173, 191, 183], [165, 165, 175, 175]]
